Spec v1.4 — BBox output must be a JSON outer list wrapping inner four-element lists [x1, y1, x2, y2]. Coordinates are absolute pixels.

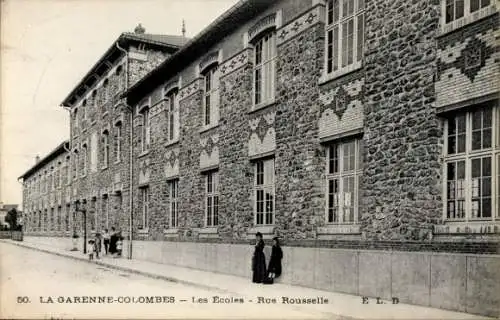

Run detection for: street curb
[[1, 240, 357, 320], [0, 239, 233, 294]]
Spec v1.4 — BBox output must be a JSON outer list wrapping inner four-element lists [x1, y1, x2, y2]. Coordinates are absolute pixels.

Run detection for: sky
[[0, 0, 238, 208]]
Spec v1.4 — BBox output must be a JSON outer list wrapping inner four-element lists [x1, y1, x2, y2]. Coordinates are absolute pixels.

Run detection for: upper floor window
[[72, 150, 79, 180], [103, 79, 109, 103], [203, 65, 220, 127], [445, 0, 491, 23], [168, 179, 179, 228], [81, 144, 88, 176], [116, 65, 124, 92], [326, 138, 363, 224], [325, 0, 365, 76], [165, 89, 180, 143], [73, 108, 79, 129], [82, 100, 87, 120], [254, 158, 275, 225], [443, 104, 499, 221], [253, 31, 276, 107], [114, 121, 122, 163], [92, 90, 97, 107], [102, 130, 110, 168], [205, 171, 219, 227], [139, 107, 150, 152]]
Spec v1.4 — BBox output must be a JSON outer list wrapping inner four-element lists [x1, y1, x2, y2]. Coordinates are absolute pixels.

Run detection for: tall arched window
[[202, 64, 220, 127], [81, 144, 88, 176], [102, 130, 110, 167], [164, 89, 179, 143], [252, 31, 276, 107]]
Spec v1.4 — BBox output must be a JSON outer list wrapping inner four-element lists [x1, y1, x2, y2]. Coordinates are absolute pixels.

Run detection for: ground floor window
[[444, 103, 499, 221], [254, 158, 275, 225], [139, 187, 149, 229], [168, 179, 179, 228], [205, 171, 219, 227], [326, 138, 363, 224]]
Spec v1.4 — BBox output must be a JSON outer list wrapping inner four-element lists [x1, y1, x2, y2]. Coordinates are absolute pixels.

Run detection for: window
[[81, 100, 87, 121], [140, 107, 150, 152], [73, 108, 79, 129], [443, 0, 493, 25], [66, 157, 71, 184], [116, 65, 124, 92], [102, 195, 109, 229], [103, 79, 109, 103], [54, 166, 59, 189], [444, 104, 499, 221], [325, 0, 364, 75], [81, 144, 88, 176], [253, 32, 276, 106], [65, 204, 70, 232], [90, 198, 96, 231], [203, 65, 220, 126], [254, 158, 275, 225], [73, 150, 79, 180], [168, 179, 179, 228], [326, 139, 363, 224], [114, 122, 122, 163], [56, 206, 61, 231], [102, 130, 110, 168], [205, 171, 219, 227], [165, 89, 179, 142], [139, 187, 149, 229]]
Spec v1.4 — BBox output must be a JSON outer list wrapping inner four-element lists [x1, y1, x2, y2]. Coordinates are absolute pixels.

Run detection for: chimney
[[134, 23, 145, 34], [182, 20, 186, 38], [35, 155, 40, 164]]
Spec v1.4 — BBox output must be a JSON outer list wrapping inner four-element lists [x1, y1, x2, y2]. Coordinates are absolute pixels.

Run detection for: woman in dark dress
[[108, 227, 117, 255], [268, 237, 283, 279], [252, 232, 267, 283]]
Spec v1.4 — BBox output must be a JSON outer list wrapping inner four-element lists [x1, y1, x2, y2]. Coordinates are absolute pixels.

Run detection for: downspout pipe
[[116, 40, 134, 260]]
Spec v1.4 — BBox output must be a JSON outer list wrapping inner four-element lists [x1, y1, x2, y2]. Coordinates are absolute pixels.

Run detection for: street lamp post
[[75, 200, 87, 254]]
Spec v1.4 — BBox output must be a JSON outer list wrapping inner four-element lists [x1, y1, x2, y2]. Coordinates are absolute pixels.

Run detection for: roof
[[61, 32, 188, 108], [125, 0, 274, 106], [18, 141, 70, 180]]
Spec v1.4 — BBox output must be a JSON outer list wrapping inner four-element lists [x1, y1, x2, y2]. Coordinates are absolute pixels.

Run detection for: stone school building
[[20, 0, 499, 316]]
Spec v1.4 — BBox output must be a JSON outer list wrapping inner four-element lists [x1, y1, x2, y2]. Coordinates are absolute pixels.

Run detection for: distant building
[[0, 203, 19, 228]]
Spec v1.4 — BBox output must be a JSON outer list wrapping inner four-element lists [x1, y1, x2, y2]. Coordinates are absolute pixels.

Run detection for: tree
[[5, 208, 18, 231]]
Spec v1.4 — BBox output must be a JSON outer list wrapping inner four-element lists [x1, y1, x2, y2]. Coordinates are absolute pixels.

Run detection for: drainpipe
[[116, 40, 134, 260]]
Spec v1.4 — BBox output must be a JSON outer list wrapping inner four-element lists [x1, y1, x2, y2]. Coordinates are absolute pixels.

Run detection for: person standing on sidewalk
[[109, 227, 117, 255], [116, 231, 123, 257], [251, 232, 267, 283], [103, 229, 110, 255], [94, 233, 102, 259], [267, 237, 283, 280]]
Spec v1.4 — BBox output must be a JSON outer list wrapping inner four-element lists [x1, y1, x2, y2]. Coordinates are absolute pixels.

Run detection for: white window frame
[[443, 104, 499, 222], [168, 179, 179, 228], [205, 171, 219, 227], [324, 0, 365, 79], [252, 31, 276, 108], [139, 187, 149, 230], [254, 158, 275, 226], [325, 138, 363, 224], [441, 0, 496, 33], [203, 64, 220, 127], [139, 106, 150, 153], [165, 89, 180, 143]]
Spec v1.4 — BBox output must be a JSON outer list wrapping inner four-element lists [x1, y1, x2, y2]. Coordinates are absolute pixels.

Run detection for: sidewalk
[[0, 239, 490, 320]]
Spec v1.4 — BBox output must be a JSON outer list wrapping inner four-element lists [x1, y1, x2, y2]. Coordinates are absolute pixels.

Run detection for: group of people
[[88, 227, 123, 261], [252, 233, 283, 284]]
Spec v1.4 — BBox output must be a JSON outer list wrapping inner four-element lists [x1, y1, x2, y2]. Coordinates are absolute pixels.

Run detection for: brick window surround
[[324, 0, 365, 79], [205, 171, 219, 227], [443, 103, 499, 222], [254, 158, 275, 225], [326, 138, 363, 224]]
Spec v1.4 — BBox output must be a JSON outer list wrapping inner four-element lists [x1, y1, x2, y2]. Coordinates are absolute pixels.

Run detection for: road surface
[[0, 242, 333, 319]]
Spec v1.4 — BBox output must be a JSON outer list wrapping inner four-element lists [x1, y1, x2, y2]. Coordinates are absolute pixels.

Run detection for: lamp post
[[75, 200, 87, 254]]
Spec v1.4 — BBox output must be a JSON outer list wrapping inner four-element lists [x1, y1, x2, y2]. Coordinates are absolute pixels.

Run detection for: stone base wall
[[23, 236, 500, 317]]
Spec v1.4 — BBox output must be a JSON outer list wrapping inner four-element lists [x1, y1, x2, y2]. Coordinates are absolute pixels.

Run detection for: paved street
[[0, 242, 333, 319]]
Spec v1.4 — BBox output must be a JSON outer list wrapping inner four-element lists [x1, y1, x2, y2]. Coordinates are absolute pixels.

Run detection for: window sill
[[318, 61, 363, 86], [138, 228, 149, 235], [247, 225, 275, 239], [248, 100, 276, 114], [199, 124, 219, 134], [438, 5, 498, 37], [138, 150, 150, 158], [165, 139, 180, 148], [196, 227, 219, 238], [317, 224, 361, 235], [101, 165, 108, 171], [114, 160, 121, 165], [434, 221, 500, 235], [164, 228, 179, 237]]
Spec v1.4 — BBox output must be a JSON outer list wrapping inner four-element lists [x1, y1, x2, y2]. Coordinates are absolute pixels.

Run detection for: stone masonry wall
[[362, 0, 442, 240]]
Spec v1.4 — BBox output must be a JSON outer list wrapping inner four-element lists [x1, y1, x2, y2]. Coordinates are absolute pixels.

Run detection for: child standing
[[94, 233, 102, 259], [88, 240, 95, 261], [116, 233, 123, 257]]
